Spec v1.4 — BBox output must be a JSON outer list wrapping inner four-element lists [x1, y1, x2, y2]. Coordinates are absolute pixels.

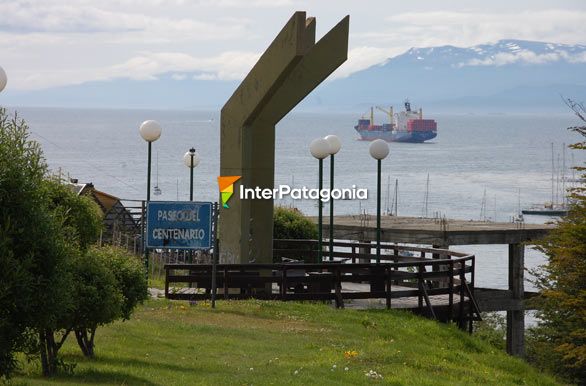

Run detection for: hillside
[[16, 300, 557, 385], [309, 39, 586, 112]]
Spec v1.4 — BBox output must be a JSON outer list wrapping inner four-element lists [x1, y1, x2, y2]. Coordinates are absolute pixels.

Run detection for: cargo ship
[[354, 101, 437, 143]]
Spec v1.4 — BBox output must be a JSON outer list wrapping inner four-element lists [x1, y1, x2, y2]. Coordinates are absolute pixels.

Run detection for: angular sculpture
[[219, 12, 349, 263]]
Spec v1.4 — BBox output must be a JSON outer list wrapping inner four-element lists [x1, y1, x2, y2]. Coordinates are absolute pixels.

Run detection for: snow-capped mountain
[[308, 40, 586, 111], [398, 40, 586, 68], [3, 40, 585, 112]]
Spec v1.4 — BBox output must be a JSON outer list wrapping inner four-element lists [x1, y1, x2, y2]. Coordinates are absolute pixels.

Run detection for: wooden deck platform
[[312, 215, 554, 245]]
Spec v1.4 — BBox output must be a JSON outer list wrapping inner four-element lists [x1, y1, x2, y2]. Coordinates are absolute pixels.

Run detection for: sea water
[[11, 106, 586, 291]]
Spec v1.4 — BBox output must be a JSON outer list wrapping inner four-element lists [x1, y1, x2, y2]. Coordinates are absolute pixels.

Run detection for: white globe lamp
[[139, 120, 162, 142], [369, 139, 389, 160], [324, 134, 342, 155], [309, 138, 330, 159], [0, 66, 7, 93]]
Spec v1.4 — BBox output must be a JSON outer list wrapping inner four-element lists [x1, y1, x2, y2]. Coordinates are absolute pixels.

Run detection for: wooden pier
[[312, 215, 554, 357], [165, 243, 481, 330]]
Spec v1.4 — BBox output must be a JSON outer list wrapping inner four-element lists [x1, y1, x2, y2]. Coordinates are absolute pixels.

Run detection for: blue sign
[[146, 201, 212, 250]]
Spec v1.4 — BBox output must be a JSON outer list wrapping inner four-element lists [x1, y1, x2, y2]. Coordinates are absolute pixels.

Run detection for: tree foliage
[[34, 171, 103, 374], [45, 178, 103, 251], [68, 252, 123, 358], [529, 98, 586, 382], [72, 246, 148, 357], [0, 107, 145, 377], [273, 206, 318, 241], [0, 107, 71, 378]]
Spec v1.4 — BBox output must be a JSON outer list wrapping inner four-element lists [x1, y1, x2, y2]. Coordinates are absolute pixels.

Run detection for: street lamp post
[[324, 135, 341, 261], [139, 120, 162, 279], [0, 66, 7, 93], [309, 138, 330, 263], [183, 148, 200, 201], [369, 139, 390, 263], [183, 148, 199, 265]]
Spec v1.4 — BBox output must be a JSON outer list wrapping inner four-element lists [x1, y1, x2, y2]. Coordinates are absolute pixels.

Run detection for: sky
[[1, 0, 586, 91]]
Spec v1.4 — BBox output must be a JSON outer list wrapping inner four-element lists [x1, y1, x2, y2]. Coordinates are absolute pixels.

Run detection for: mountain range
[[3, 39, 586, 113]]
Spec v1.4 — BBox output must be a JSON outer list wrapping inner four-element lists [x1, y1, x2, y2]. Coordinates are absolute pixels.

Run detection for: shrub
[[0, 108, 72, 378], [273, 206, 318, 241], [88, 246, 148, 321], [68, 252, 123, 358]]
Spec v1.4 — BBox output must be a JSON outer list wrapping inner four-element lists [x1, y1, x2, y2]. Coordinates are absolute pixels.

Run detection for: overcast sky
[[1, 0, 585, 91]]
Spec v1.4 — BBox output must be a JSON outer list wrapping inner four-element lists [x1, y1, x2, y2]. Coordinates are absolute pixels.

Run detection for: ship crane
[[375, 106, 395, 127], [360, 107, 376, 127]]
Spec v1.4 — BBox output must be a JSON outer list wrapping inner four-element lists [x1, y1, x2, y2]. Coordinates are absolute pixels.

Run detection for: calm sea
[[10, 106, 586, 291]]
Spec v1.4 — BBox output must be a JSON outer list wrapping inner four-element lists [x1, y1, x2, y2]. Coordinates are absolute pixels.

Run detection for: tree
[[72, 246, 148, 357], [34, 178, 103, 374], [0, 108, 72, 377], [0, 107, 109, 377], [273, 206, 318, 241], [68, 252, 123, 358], [529, 98, 586, 382], [45, 178, 103, 252]]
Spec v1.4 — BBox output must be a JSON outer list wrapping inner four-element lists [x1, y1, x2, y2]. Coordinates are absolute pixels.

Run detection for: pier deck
[[313, 215, 554, 245]]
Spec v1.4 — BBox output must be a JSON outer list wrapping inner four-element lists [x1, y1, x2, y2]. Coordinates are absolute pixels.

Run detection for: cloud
[[458, 50, 586, 67], [333, 46, 391, 78], [194, 0, 294, 7], [96, 0, 293, 8], [382, 10, 586, 47], [11, 50, 261, 89], [0, 1, 250, 38], [107, 51, 261, 81], [3, 3, 586, 91]]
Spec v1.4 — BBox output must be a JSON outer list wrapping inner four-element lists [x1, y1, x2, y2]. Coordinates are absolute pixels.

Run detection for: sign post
[[211, 202, 219, 309], [146, 200, 218, 307], [146, 201, 212, 250]]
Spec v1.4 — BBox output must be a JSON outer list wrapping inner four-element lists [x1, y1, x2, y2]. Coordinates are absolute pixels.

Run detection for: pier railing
[[164, 241, 481, 329]]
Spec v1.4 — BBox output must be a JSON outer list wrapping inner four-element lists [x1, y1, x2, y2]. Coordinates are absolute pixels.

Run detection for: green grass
[[14, 300, 558, 385]]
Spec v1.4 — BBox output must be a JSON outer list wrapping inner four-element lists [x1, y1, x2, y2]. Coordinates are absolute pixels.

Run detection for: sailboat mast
[[551, 142, 555, 205], [494, 195, 497, 222], [480, 188, 487, 221], [423, 173, 430, 218], [156, 152, 159, 186], [556, 153, 561, 205], [385, 174, 391, 214], [394, 178, 398, 217], [562, 143, 566, 207]]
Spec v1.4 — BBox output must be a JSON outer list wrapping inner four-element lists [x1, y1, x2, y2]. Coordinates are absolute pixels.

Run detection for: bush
[[88, 246, 148, 321], [273, 206, 318, 241], [68, 252, 123, 358], [45, 178, 103, 251], [64, 246, 147, 358], [0, 108, 73, 378]]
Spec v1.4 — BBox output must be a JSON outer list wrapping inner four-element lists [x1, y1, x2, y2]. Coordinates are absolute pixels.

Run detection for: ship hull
[[522, 209, 568, 216], [355, 129, 437, 143]]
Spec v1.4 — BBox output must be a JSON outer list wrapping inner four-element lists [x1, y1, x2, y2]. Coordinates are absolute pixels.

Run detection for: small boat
[[153, 152, 162, 196], [522, 143, 569, 217], [522, 204, 568, 216]]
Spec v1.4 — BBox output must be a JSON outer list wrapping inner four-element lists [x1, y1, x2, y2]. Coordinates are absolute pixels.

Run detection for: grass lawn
[[14, 299, 557, 385]]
